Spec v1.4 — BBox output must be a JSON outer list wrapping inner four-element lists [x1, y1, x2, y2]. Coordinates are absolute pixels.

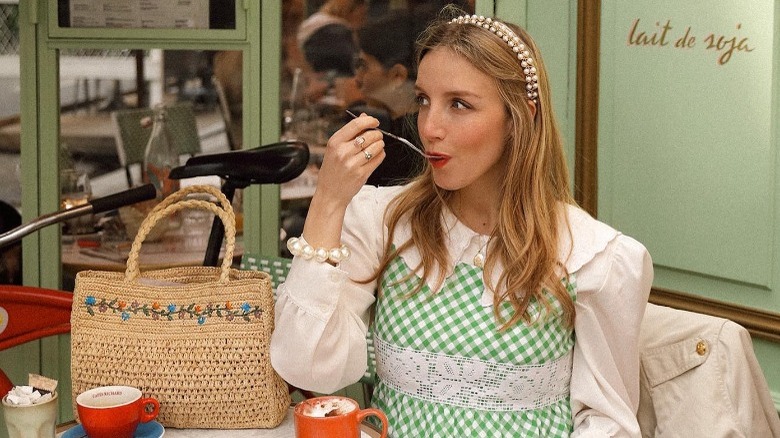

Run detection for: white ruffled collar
[[391, 204, 619, 307]]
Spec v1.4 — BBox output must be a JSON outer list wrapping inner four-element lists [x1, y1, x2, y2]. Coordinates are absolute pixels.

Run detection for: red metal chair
[[0, 285, 73, 395]]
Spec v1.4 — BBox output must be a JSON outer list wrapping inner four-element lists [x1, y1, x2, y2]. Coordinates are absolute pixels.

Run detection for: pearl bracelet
[[287, 237, 351, 264]]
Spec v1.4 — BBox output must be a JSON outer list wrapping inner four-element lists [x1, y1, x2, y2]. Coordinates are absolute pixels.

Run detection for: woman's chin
[[432, 175, 463, 192]]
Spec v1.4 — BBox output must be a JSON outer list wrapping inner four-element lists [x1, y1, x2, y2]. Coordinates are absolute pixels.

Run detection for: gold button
[[696, 340, 708, 356]]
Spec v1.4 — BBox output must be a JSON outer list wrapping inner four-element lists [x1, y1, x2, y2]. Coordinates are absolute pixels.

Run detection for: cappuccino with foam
[[294, 396, 389, 438], [300, 397, 357, 417]]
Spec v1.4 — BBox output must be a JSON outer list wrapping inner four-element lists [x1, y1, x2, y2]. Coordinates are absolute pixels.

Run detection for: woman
[[271, 7, 652, 437]]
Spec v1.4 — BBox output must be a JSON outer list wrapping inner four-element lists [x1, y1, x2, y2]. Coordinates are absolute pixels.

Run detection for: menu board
[[62, 0, 221, 29]]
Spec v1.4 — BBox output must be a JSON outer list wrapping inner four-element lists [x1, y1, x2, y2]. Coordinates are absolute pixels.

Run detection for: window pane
[[57, 49, 231, 290], [0, 0, 22, 285]]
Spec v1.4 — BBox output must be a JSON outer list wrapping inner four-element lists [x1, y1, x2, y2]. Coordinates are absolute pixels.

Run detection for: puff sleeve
[[570, 234, 653, 437], [270, 186, 399, 394]]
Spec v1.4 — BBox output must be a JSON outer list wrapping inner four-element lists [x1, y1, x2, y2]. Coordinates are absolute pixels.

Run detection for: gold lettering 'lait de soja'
[[627, 18, 754, 65]]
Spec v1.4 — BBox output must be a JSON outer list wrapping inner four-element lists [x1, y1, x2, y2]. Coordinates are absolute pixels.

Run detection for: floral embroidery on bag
[[83, 296, 262, 324]]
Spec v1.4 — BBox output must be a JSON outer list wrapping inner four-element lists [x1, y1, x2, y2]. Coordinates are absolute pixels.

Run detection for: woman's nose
[[418, 108, 444, 143]]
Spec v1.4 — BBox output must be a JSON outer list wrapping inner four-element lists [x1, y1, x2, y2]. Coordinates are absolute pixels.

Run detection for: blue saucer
[[62, 420, 164, 438]]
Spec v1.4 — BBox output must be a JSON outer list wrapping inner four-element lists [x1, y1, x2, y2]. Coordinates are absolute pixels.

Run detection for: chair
[[111, 102, 202, 186], [240, 253, 377, 403], [240, 255, 292, 300], [0, 285, 73, 396], [637, 303, 780, 437]]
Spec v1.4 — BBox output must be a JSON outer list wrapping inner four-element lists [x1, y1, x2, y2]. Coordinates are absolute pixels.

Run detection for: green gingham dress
[[270, 185, 653, 437], [370, 253, 576, 437]]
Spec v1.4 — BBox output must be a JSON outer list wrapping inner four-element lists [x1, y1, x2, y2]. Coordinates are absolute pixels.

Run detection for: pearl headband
[[450, 15, 539, 103]]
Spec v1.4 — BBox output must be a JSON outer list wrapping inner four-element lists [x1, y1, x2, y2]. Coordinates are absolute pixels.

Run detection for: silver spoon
[[345, 110, 436, 159]]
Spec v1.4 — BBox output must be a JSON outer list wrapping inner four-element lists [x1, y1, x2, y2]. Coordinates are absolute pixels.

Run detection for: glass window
[[0, 0, 22, 285], [57, 48, 232, 290], [282, 0, 474, 145]]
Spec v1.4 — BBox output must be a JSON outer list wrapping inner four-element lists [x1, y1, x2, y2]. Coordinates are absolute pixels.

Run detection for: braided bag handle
[[144, 184, 233, 217], [124, 185, 236, 283]]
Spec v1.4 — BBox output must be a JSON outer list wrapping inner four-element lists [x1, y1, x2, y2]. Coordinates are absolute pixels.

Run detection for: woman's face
[[415, 47, 510, 193], [354, 52, 409, 109], [354, 52, 390, 99]]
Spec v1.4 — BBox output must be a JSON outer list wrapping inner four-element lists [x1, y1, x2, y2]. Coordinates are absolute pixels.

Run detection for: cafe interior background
[[0, 0, 779, 432]]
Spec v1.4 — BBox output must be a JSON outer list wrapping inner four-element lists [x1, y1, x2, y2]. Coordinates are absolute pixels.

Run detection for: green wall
[[497, 0, 579, 187], [597, 0, 780, 408]]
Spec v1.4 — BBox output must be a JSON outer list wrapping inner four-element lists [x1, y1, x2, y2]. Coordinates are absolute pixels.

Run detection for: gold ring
[[354, 136, 366, 148], [364, 150, 373, 160]]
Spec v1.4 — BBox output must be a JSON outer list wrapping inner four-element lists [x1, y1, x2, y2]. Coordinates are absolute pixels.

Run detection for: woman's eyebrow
[[414, 85, 482, 100]]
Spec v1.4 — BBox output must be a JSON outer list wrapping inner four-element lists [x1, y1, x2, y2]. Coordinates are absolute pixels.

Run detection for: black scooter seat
[[169, 141, 309, 185]]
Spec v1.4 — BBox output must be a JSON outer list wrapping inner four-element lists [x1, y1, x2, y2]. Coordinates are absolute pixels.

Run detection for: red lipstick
[[426, 152, 450, 168]]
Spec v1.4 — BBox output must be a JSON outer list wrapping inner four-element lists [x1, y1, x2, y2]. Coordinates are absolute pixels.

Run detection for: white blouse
[[270, 185, 653, 438]]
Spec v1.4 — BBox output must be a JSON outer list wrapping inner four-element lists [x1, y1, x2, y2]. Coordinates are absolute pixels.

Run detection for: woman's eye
[[414, 95, 429, 107], [452, 99, 469, 110]]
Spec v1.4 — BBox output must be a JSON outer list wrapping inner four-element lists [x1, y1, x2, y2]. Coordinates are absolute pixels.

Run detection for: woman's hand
[[314, 113, 385, 208], [302, 113, 385, 249]]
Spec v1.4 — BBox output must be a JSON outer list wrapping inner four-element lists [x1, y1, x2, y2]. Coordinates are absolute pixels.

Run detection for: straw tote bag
[[70, 185, 290, 429]]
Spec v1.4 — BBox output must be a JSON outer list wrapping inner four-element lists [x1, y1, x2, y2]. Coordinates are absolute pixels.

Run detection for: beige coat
[[638, 304, 780, 437]]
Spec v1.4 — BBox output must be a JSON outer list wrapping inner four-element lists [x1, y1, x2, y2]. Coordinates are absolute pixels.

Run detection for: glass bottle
[[142, 104, 180, 200]]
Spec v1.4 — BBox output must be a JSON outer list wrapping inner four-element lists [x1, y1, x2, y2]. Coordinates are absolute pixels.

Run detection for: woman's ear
[[526, 99, 537, 119]]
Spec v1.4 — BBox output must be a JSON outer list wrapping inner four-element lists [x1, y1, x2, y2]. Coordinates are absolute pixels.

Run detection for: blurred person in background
[[297, 0, 367, 107], [297, 0, 367, 76], [350, 11, 427, 186]]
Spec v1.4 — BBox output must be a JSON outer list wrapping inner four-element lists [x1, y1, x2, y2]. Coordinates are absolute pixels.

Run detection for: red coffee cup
[[294, 396, 388, 438], [76, 386, 159, 438]]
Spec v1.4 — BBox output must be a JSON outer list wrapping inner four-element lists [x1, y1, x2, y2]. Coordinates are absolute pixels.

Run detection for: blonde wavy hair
[[367, 8, 575, 330]]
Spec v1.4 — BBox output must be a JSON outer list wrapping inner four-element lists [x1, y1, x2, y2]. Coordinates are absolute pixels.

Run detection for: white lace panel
[[374, 336, 572, 412]]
